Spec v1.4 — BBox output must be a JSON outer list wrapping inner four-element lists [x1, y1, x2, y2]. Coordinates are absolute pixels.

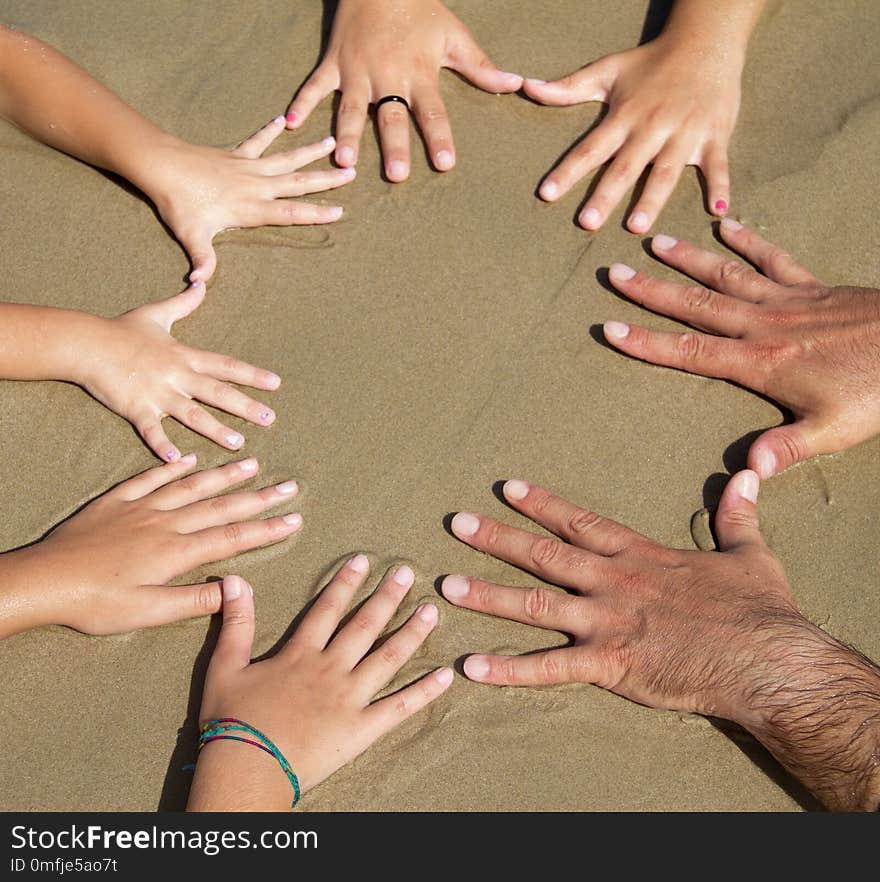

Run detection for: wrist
[[115, 130, 189, 207], [0, 545, 58, 638]]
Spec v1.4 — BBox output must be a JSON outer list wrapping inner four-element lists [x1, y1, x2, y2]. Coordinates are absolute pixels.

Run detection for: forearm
[[0, 25, 179, 194], [661, 0, 765, 57]]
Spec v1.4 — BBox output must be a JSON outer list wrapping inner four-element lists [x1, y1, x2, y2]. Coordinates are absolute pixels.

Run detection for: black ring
[[376, 94, 410, 112]]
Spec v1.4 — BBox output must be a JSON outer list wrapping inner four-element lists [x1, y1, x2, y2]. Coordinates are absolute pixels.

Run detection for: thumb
[[749, 421, 820, 479], [523, 57, 617, 106], [446, 33, 522, 93], [141, 280, 206, 331], [210, 576, 256, 673], [714, 470, 765, 552], [179, 230, 217, 284]]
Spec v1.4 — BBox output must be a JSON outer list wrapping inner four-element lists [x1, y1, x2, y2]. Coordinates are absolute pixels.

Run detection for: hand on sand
[[78, 281, 281, 462], [526, 37, 740, 231], [147, 118, 353, 282], [188, 559, 452, 810], [1, 458, 301, 637], [603, 221, 880, 478], [285, 0, 522, 182]]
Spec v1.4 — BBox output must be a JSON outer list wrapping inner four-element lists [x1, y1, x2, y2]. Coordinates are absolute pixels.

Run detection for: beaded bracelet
[[198, 717, 301, 808]]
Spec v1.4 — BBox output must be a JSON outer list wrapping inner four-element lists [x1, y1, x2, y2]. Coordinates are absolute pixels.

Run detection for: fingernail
[[283, 513, 303, 528], [609, 263, 637, 282], [327, 206, 344, 220], [165, 448, 180, 462], [464, 656, 490, 681], [180, 453, 197, 465], [259, 409, 275, 424], [580, 207, 602, 229], [286, 111, 297, 125], [337, 145, 355, 165], [349, 553, 370, 574], [322, 135, 336, 148], [525, 78, 547, 86], [266, 372, 282, 390], [628, 210, 650, 233], [340, 166, 357, 178], [503, 479, 529, 501], [223, 576, 243, 601], [248, 582, 254, 597], [441, 574, 470, 600], [603, 321, 630, 340], [387, 160, 408, 181], [652, 234, 678, 251], [755, 448, 776, 479], [539, 180, 558, 201], [435, 150, 455, 170], [276, 480, 298, 495], [451, 512, 480, 538], [393, 565, 415, 587], [227, 433, 244, 449], [273, 115, 285, 125], [417, 603, 438, 624], [721, 217, 742, 232], [501, 71, 523, 82], [188, 280, 199, 289], [435, 667, 455, 686], [239, 458, 258, 472], [738, 469, 759, 503], [714, 198, 728, 214]]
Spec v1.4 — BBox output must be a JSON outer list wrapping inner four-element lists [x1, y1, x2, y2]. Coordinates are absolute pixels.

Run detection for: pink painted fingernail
[[628, 211, 650, 233], [435, 150, 455, 171], [276, 480, 298, 495], [239, 458, 258, 472], [259, 409, 275, 424], [417, 604, 438, 624], [603, 321, 630, 340], [349, 553, 370, 574], [539, 180, 559, 201], [286, 111, 297, 125], [451, 512, 480, 538], [503, 479, 529, 501], [714, 198, 728, 214], [435, 667, 454, 686], [609, 263, 636, 282], [738, 470, 759, 503], [180, 453, 197, 465], [580, 207, 602, 229], [283, 513, 303, 528], [721, 217, 743, 232], [223, 576, 243, 601], [441, 574, 470, 600], [652, 234, 678, 251], [393, 565, 415, 587], [387, 160, 408, 181], [337, 145, 355, 165], [464, 656, 490, 681], [165, 447, 180, 462]]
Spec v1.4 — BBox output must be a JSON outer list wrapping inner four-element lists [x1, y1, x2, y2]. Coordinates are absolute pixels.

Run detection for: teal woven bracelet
[[199, 717, 301, 808]]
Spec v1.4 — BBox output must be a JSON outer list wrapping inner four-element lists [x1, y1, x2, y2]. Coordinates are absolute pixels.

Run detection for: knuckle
[[393, 693, 411, 716], [523, 587, 555, 624], [420, 105, 447, 124], [378, 642, 402, 667], [185, 405, 204, 425], [208, 496, 229, 517], [540, 652, 563, 682], [210, 382, 229, 402], [717, 259, 748, 284], [650, 161, 677, 183], [176, 476, 200, 495], [223, 609, 253, 628], [529, 490, 553, 518], [196, 583, 220, 613], [338, 98, 364, 117], [352, 612, 376, 634], [222, 523, 243, 544], [683, 285, 717, 314], [221, 356, 241, 374], [607, 158, 633, 183], [529, 537, 560, 570], [567, 508, 603, 538], [379, 107, 408, 126], [676, 332, 704, 363], [482, 520, 503, 549]]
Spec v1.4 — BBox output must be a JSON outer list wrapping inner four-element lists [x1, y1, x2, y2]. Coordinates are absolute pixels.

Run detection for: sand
[[1, 0, 878, 812]]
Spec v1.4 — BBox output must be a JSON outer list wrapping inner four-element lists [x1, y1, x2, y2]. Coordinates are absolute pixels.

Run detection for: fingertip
[[538, 179, 559, 202], [285, 110, 299, 129], [713, 198, 729, 216], [434, 150, 455, 171], [336, 145, 356, 166], [393, 564, 415, 588], [734, 469, 760, 504], [179, 452, 198, 466], [627, 210, 651, 234], [502, 479, 529, 502], [441, 574, 470, 601], [434, 667, 454, 688], [222, 575, 247, 602], [386, 160, 409, 182], [603, 320, 630, 341], [265, 372, 282, 390], [752, 445, 777, 480], [651, 234, 678, 253], [608, 263, 636, 283], [720, 217, 743, 235], [579, 207, 602, 230], [463, 655, 490, 682], [450, 512, 480, 539], [349, 552, 370, 574], [163, 446, 181, 462]]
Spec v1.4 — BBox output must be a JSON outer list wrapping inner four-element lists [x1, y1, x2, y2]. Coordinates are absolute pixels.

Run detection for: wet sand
[[1, 0, 878, 811]]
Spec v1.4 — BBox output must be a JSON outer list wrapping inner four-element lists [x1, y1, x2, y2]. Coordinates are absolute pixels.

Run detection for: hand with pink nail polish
[[188, 560, 452, 810], [603, 221, 880, 479], [526, 0, 765, 232], [0, 457, 302, 638], [286, 0, 522, 182], [0, 284, 282, 462], [443, 476, 880, 811], [0, 27, 350, 283]]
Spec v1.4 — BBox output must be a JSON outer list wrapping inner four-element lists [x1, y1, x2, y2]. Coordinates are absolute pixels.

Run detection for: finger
[[376, 97, 411, 182], [627, 148, 688, 234], [411, 82, 455, 172], [353, 603, 439, 695], [463, 648, 594, 687], [175, 479, 299, 533], [749, 421, 823, 480], [288, 554, 370, 650], [702, 142, 731, 218], [113, 453, 198, 501], [149, 457, 260, 509], [183, 512, 302, 569], [137, 281, 206, 332], [330, 565, 416, 666], [713, 470, 764, 552], [206, 576, 254, 671], [441, 574, 581, 632], [537, 119, 626, 202], [132, 412, 182, 464], [445, 32, 522, 93], [365, 667, 453, 735], [258, 135, 336, 175], [170, 398, 247, 451], [192, 351, 281, 393], [270, 166, 356, 198], [286, 64, 338, 129], [190, 375, 276, 428], [258, 200, 343, 226], [719, 219, 818, 287], [234, 115, 286, 159], [132, 579, 224, 631], [522, 57, 616, 106], [334, 90, 370, 168], [650, 234, 778, 303], [177, 229, 217, 285], [449, 512, 605, 591], [607, 263, 752, 336], [501, 480, 643, 555], [602, 320, 752, 386]]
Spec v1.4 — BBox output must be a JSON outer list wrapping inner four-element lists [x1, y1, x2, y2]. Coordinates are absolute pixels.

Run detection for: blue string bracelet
[[198, 717, 301, 808]]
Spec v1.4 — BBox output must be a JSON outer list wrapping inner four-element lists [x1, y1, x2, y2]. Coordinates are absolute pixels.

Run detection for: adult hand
[[603, 220, 880, 478], [286, 0, 522, 181], [0, 457, 301, 637], [188, 558, 452, 810]]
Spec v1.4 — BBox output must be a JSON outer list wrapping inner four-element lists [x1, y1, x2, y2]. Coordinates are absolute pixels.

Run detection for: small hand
[[78, 281, 281, 462], [146, 118, 353, 282], [526, 36, 740, 231], [189, 557, 452, 809], [602, 220, 880, 477], [17, 457, 302, 636], [286, 0, 522, 181]]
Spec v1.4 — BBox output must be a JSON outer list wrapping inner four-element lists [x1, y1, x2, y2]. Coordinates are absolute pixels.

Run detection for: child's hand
[[286, 0, 522, 182], [526, 35, 742, 232], [143, 119, 353, 282], [188, 558, 452, 810], [77, 281, 280, 462], [2, 458, 302, 637]]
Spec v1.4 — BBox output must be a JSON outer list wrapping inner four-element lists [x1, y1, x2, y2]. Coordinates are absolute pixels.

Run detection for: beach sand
[[1, 0, 878, 811]]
